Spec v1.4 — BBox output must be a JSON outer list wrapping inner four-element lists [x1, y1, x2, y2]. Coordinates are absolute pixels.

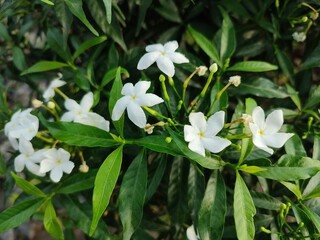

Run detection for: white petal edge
[[188, 139, 205, 156], [169, 52, 189, 64], [206, 111, 225, 136], [184, 125, 198, 142], [127, 102, 147, 128], [64, 99, 80, 111], [80, 92, 94, 112], [202, 136, 231, 153], [146, 43, 164, 52], [264, 109, 283, 134], [252, 106, 265, 130], [156, 56, 175, 77], [50, 167, 63, 182], [163, 41, 178, 53], [112, 96, 130, 121], [135, 81, 151, 96], [189, 112, 206, 132], [137, 52, 161, 70], [263, 133, 294, 149], [137, 93, 164, 107]]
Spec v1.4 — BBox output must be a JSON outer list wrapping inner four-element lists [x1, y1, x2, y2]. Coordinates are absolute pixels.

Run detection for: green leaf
[[285, 83, 301, 110], [44, 201, 64, 240], [20, 61, 69, 76], [239, 164, 266, 174], [239, 138, 254, 165], [12, 46, 27, 71], [47, 28, 72, 62], [167, 127, 226, 169], [227, 61, 278, 72], [0, 22, 11, 41], [108, 67, 124, 137], [102, 0, 112, 24], [39, 115, 119, 148], [300, 203, 320, 233], [285, 134, 307, 157], [280, 181, 302, 199], [313, 136, 320, 160], [253, 167, 320, 181], [119, 149, 147, 240], [301, 45, 320, 70], [187, 25, 221, 66], [0, 154, 6, 176], [230, 77, 289, 98], [64, 0, 99, 36], [198, 170, 226, 240], [275, 47, 294, 81], [57, 170, 97, 194], [101, 67, 129, 88], [155, 0, 181, 23], [0, 198, 44, 232], [304, 85, 320, 110], [135, 0, 153, 35], [90, 146, 123, 236], [11, 172, 46, 198], [250, 191, 282, 211], [219, 7, 236, 64], [72, 36, 107, 61], [234, 171, 256, 240], [41, 0, 54, 5]]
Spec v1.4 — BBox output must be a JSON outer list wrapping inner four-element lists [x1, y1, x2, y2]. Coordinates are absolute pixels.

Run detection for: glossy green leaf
[[313, 136, 320, 160], [187, 25, 221, 66], [304, 85, 320, 110], [198, 170, 226, 240], [39, 115, 119, 148], [12, 46, 27, 71], [108, 67, 124, 137], [285, 134, 307, 157], [239, 164, 266, 174], [167, 128, 226, 169], [0, 198, 44, 232], [250, 191, 282, 211], [64, 0, 99, 36], [90, 146, 123, 236], [219, 7, 236, 64], [300, 203, 320, 233], [275, 47, 294, 81], [234, 171, 256, 240], [102, 0, 112, 24], [54, 1, 72, 50], [119, 149, 147, 240], [44, 201, 64, 240], [227, 61, 278, 72], [20, 61, 69, 76], [41, 0, 54, 5], [72, 36, 107, 61], [253, 167, 319, 181], [135, 0, 153, 35], [230, 77, 289, 98], [101, 67, 129, 88], [285, 83, 301, 110], [239, 138, 254, 165], [280, 181, 302, 199], [301, 45, 320, 70], [11, 172, 46, 197], [57, 170, 97, 194]]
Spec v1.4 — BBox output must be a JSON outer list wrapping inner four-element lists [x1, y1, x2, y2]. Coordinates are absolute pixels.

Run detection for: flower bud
[[159, 74, 166, 82], [228, 75, 241, 87], [196, 66, 208, 76], [79, 162, 89, 173], [32, 99, 43, 108], [165, 137, 172, 143], [47, 101, 55, 109], [209, 63, 218, 73], [310, 12, 319, 20]]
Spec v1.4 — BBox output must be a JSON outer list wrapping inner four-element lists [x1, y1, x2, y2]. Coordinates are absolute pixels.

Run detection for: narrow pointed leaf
[[44, 201, 64, 240], [11, 172, 46, 197], [300, 203, 320, 233], [72, 36, 107, 61], [119, 149, 147, 240], [234, 171, 256, 240], [20, 61, 69, 76], [227, 61, 278, 72], [102, 0, 112, 24], [198, 170, 226, 240], [90, 146, 123, 235]]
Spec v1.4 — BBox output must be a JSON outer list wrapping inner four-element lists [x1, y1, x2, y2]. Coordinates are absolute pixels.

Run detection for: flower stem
[[54, 88, 69, 100]]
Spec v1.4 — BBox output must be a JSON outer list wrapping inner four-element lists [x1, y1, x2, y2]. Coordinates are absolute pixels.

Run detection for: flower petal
[[188, 139, 205, 156], [26, 161, 45, 177], [112, 96, 130, 121], [252, 106, 265, 130], [64, 99, 80, 111], [146, 43, 164, 52], [202, 136, 231, 153], [18, 137, 34, 154], [78, 112, 110, 131], [135, 81, 151, 96], [43, 88, 54, 101], [163, 41, 178, 53], [263, 133, 294, 149], [186, 225, 198, 240], [264, 109, 283, 134], [50, 167, 63, 182], [122, 83, 135, 96], [136, 93, 164, 107], [169, 52, 189, 64], [57, 148, 71, 161], [252, 134, 273, 155], [40, 159, 56, 173], [206, 111, 225, 136], [189, 112, 206, 132], [137, 52, 161, 70], [61, 111, 75, 122], [127, 102, 146, 128], [61, 161, 74, 174], [156, 56, 175, 77], [14, 155, 26, 172], [80, 92, 94, 112], [50, 79, 66, 88], [184, 125, 198, 142]]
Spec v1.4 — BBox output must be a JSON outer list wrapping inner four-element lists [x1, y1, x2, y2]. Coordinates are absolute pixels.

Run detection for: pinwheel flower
[[39, 148, 74, 183], [184, 111, 231, 156], [61, 92, 110, 132], [137, 40, 189, 77], [43, 73, 66, 101], [4, 108, 39, 149], [112, 81, 164, 128], [14, 137, 46, 177], [249, 106, 294, 155]]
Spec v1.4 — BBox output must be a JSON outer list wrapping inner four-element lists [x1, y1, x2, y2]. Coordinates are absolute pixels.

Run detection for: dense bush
[[0, 0, 320, 239]]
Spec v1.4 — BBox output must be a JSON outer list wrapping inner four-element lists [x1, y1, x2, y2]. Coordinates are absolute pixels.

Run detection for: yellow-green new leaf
[[44, 201, 64, 240]]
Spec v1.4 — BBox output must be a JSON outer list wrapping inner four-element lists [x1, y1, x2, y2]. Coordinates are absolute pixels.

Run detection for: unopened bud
[[310, 12, 319, 20], [261, 227, 271, 234], [209, 63, 218, 73], [301, 16, 308, 22], [159, 74, 166, 82], [47, 101, 55, 109], [32, 99, 43, 108], [228, 75, 241, 87], [154, 121, 165, 127], [197, 66, 208, 76], [165, 137, 172, 143], [79, 162, 89, 173]]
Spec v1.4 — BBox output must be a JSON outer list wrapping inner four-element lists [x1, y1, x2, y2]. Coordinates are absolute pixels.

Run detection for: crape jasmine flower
[[184, 111, 231, 156], [61, 92, 110, 132], [4, 108, 39, 150], [43, 73, 66, 101], [137, 40, 189, 77], [249, 106, 294, 155], [39, 148, 74, 183], [112, 81, 164, 128]]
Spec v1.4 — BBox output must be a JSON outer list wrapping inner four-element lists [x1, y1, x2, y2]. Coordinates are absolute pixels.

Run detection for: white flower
[[61, 92, 110, 132], [249, 106, 294, 155], [112, 81, 164, 128], [292, 32, 306, 42], [14, 137, 45, 177], [186, 225, 199, 240], [137, 40, 189, 77], [228, 75, 241, 87], [184, 111, 231, 156], [4, 108, 39, 150], [43, 73, 66, 101], [39, 148, 74, 183]]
